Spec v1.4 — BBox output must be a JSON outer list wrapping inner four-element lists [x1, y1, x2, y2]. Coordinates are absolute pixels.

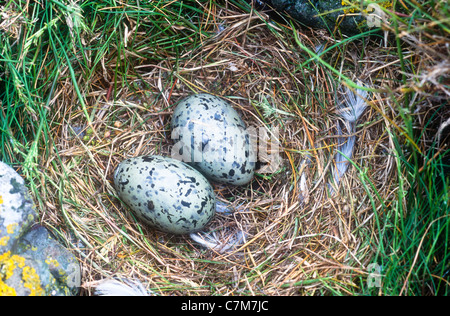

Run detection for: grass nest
[[1, 0, 449, 295]]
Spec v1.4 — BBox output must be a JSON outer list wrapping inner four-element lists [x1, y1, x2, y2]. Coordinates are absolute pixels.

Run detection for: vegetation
[[0, 0, 448, 295]]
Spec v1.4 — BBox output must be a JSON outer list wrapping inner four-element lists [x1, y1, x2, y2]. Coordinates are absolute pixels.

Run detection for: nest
[[1, 0, 448, 295]]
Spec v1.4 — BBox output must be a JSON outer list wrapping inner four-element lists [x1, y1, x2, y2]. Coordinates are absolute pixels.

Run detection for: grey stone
[[7, 225, 81, 296], [0, 162, 37, 255], [0, 162, 81, 296], [256, 0, 374, 34]]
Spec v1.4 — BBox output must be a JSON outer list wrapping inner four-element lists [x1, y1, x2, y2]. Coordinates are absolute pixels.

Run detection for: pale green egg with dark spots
[[113, 156, 216, 234], [171, 93, 256, 185]]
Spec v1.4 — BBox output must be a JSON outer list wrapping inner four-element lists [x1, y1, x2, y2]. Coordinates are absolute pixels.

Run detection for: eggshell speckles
[[113, 156, 216, 234], [171, 93, 255, 185]]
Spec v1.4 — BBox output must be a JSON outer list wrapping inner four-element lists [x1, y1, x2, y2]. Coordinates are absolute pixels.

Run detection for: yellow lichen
[[0, 282, 17, 296], [0, 251, 25, 280], [22, 266, 44, 296], [45, 257, 60, 268], [0, 251, 44, 296], [0, 236, 10, 246], [341, 0, 358, 14], [27, 213, 35, 222], [0, 195, 3, 205], [341, 0, 393, 15], [6, 223, 18, 235], [1, 251, 26, 296]]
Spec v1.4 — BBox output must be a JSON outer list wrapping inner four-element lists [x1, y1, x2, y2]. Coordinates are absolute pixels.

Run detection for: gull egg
[[171, 93, 256, 185], [113, 156, 216, 234]]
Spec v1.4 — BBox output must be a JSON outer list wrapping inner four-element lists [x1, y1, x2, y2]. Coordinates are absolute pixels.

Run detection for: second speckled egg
[[171, 93, 256, 186]]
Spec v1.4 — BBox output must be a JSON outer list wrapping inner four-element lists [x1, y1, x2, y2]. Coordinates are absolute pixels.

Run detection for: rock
[[4, 225, 81, 296], [0, 162, 37, 255], [254, 0, 392, 34], [0, 162, 81, 296]]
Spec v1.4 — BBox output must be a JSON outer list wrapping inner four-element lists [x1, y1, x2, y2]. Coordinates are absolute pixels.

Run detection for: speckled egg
[[113, 155, 216, 234], [171, 93, 256, 185]]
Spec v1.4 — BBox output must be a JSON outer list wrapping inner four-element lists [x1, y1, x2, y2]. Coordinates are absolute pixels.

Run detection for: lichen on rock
[[11, 225, 81, 296], [0, 162, 37, 255], [0, 162, 81, 296]]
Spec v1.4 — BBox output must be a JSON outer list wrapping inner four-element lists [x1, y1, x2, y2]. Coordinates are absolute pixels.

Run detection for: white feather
[[298, 157, 312, 205], [190, 229, 247, 253], [332, 84, 369, 188], [95, 278, 150, 296], [334, 121, 357, 184], [337, 86, 368, 124], [215, 200, 246, 215]]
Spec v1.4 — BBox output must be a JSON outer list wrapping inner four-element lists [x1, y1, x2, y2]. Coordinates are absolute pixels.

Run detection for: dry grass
[[40, 6, 387, 296], [2, 0, 449, 296]]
